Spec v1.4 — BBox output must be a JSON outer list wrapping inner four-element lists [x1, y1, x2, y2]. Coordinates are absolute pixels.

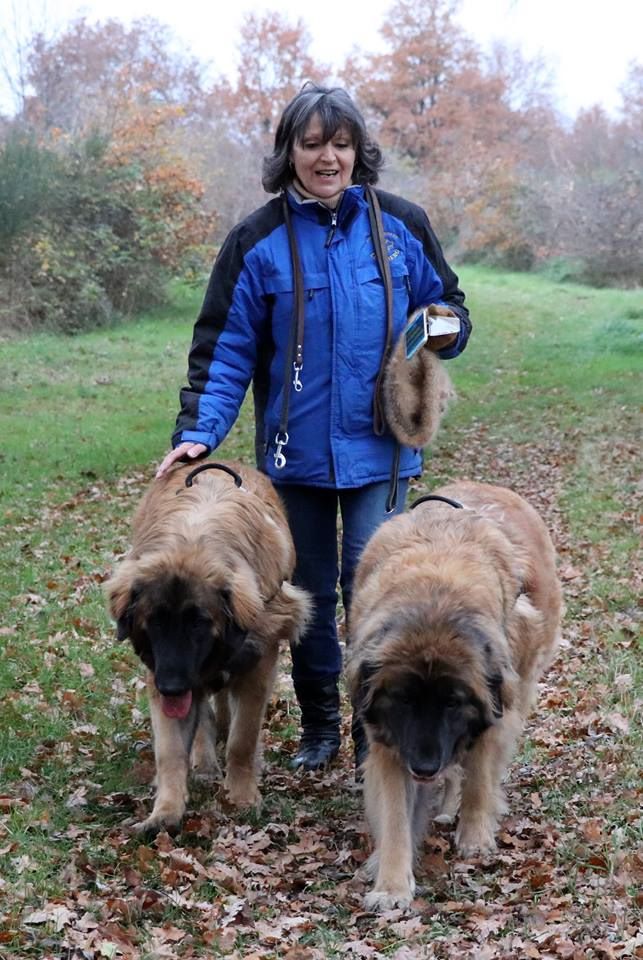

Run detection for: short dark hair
[[262, 82, 384, 194]]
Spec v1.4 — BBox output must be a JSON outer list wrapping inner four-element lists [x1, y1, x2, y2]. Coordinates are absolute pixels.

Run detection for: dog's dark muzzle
[[408, 761, 442, 783], [154, 673, 194, 720]]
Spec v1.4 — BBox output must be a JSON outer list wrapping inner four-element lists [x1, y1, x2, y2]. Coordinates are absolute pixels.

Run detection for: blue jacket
[[173, 185, 470, 488]]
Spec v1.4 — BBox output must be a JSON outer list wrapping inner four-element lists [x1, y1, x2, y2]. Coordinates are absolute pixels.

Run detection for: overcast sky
[[2, 0, 641, 118]]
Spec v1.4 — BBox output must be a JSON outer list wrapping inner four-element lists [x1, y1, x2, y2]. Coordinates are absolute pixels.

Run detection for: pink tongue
[[160, 690, 193, 719]]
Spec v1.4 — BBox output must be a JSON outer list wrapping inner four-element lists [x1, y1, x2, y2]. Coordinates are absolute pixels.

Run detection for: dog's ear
[[116, 610, 133, 641], [221, 612, 247, 646], [485, 657, 518, 720], [485, 669, 504, 719], [354, 660, 379, 712], [258, 581, 313, 645], [105, 570, 140, 641], [222, 560, 263, 631], [116, 587, 141, 641], [223, 625, 262, 675]]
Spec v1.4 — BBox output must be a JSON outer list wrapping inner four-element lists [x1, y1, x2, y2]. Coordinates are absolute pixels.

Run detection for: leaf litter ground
[[1, 414, 641, 960]]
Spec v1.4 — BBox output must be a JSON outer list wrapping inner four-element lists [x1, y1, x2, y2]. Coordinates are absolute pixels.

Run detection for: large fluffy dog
[[346, 481, 562, 910], [106, 460, 311, 833]]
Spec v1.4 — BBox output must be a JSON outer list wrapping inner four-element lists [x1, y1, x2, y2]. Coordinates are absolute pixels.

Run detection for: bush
[[0, 127, 212, 333], [0, 131, 60, 246]]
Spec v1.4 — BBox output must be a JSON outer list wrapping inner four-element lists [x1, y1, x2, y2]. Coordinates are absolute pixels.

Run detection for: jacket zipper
[[325, 209, 338, 248]]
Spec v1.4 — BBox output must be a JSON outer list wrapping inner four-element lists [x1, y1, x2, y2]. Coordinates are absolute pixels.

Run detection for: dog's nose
[[156, 678, 190, 697], [409, 761, 441, 780]]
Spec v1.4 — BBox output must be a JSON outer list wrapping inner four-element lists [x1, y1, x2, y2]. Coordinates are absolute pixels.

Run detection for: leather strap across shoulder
[[279, 188, 401, 511]]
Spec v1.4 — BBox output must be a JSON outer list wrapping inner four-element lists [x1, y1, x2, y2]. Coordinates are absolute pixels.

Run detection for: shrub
[[0, 126, 212, 333]]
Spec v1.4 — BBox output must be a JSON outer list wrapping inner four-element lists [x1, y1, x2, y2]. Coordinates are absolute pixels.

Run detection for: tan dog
[[346, 481, 562, 910], [106, 460, 311, 834]]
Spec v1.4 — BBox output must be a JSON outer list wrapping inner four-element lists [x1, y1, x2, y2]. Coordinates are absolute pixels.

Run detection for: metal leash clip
[[274, 431, 289, 469], [293, 362, 303, 392]]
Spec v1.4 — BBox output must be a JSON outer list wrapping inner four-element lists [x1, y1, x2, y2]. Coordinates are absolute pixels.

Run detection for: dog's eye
[[392, 690, 414, 706], [182, 606, 211, 629]]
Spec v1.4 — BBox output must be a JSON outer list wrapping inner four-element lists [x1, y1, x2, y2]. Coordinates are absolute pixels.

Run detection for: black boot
[[292, 677, 341, 771]]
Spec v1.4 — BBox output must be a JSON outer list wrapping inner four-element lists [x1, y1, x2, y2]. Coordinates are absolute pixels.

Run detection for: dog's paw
[[364, 887, 415, 912], [364, 867, 416, 912], [433, 811, 456, 825], [190, 758, 223, 783], [224, 776, 261, 809], [455, 818, 497, 857], [127, 795, 186, 837], [190, 739, 222, 781], [129, 811, 183, 838], [434, 767, 461, 823]]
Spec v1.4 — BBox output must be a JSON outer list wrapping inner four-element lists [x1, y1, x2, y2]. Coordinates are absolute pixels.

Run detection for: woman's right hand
[[155, 442, 208, 479]]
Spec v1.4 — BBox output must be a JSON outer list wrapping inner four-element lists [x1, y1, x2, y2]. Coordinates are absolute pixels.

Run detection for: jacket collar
[[285, 183, 367, 226]]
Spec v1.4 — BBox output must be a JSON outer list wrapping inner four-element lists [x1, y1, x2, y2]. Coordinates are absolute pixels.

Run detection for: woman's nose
[[320, 142, 336, 162]]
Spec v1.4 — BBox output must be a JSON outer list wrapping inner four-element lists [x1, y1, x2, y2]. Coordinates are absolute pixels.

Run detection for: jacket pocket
[[339, 261, 410, 435]]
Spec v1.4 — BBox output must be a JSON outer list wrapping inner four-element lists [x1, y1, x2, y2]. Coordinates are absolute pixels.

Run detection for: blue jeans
[[275, 479, 409, 684]]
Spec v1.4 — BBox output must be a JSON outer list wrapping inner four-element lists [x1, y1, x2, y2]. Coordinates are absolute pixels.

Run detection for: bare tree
[[0, 0, 52, 118]]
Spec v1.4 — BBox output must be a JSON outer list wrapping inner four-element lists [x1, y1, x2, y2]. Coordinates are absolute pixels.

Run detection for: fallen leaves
[[2, 397, 641, 960]]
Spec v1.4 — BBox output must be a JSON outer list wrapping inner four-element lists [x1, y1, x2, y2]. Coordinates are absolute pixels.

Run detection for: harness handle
[[183, 462, 244, 489], [409, 494, 464, 511]]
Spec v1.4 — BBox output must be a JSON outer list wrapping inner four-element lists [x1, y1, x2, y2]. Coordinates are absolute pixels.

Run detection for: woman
[[157, 83, 471, 771]]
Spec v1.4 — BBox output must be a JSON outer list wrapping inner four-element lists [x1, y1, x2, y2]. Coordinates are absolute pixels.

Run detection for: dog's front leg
[[456, 708, 522, 856], [434, 765, 462, 824], [363, 743, 416, 911], [134, 673, 198, 835], [224, 643, 279, 808], [191, 697, 222, 781]]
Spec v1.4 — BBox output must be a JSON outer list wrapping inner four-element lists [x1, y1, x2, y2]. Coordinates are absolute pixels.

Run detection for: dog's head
[[105, 552, 264, 718], [353, 609, 517, 782]]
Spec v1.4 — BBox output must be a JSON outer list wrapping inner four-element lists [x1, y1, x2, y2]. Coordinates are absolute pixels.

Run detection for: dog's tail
[[265, 581, 314, 645]]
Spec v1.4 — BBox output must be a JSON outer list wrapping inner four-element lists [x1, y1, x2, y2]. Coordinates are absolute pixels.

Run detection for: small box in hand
[[404, 308, 460, 360]]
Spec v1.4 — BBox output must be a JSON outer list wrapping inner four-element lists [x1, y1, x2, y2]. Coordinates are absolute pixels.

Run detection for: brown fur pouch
[[382, 305, 456, 448]]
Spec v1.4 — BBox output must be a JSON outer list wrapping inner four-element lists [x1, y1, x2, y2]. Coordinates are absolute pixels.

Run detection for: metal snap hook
[[293, 363, 303, 392], [274, 431, 289, 469]]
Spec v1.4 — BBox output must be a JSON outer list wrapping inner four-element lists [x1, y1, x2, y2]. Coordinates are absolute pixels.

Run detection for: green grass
[[0, 283, 198, 500], [0, 266, 641, 958]]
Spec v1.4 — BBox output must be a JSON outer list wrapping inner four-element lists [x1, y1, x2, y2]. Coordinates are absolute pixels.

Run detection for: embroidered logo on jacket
[[370, 231, 402, 262]]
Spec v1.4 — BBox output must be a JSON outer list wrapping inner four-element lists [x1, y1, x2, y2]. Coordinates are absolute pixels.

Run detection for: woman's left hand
[[155, 442, 208, 478], [426, 332, 458, 351]]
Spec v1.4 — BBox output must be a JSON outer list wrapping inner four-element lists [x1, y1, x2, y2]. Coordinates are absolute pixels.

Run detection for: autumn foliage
[[0, 19, 212, 332], [0, 1, 641, 331]]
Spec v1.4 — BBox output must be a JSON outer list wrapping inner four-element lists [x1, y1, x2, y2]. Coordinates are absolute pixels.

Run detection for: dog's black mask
[[122, 576, 258, 697], [364, 671, 490, 780]]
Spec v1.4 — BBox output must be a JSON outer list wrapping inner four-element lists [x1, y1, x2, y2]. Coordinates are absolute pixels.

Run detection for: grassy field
[[0, 267, 641, 959]]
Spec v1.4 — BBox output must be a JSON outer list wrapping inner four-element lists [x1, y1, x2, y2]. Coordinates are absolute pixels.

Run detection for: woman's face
[[290, 114, 356, 203]]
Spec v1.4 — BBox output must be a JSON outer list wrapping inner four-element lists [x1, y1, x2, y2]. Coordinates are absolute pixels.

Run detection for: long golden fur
[[382, 304, 456, 448], [106, 460, 311, 833], [346, 481, 562, 910]]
